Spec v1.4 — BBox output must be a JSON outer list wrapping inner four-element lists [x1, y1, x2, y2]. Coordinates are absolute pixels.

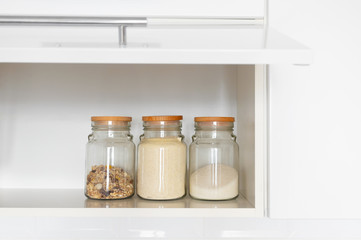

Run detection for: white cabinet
[[1, 0, 361, 238], [0, 0, 312, 219], [269, 0, 361, 218], [0, 0, 265, 18]]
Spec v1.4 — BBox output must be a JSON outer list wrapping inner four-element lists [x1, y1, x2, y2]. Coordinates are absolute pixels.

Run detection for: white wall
[[0, 64, 237, 188], [269, 0, 361, 218]]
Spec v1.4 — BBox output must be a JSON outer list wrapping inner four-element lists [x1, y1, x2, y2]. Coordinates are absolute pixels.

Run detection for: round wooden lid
[[142, 115, 183, 121], [91, 116, 132, 122], [194, 117, 235, 122]]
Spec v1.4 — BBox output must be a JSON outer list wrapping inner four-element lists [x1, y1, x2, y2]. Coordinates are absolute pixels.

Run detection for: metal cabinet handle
[[0, 16, 148, 46]]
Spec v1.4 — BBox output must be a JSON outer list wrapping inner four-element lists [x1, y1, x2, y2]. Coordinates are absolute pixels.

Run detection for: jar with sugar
[[137, 115, 186, 200], [85, 116, 135, 200], [189, 117, 239, 200]]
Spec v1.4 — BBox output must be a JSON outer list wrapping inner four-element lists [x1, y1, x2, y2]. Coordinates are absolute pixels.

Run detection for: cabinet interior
[[0, 63, 264, 216]]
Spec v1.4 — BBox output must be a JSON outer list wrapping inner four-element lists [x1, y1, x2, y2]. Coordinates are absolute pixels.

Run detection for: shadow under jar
[[137, 115, 187, 200], [189, 117, 239, 200], [85, 116, 135, 200]]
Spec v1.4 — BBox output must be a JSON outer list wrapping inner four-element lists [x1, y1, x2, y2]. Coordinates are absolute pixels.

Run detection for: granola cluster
[[86, 165, 134, 200]]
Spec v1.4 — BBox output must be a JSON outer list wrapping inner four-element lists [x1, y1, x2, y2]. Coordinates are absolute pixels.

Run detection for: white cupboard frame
[[0, 64, 267, 217], [0, 0, 310, 218]]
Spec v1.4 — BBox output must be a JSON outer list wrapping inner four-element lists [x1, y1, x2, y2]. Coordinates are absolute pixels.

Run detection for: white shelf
[[0, 27, 311, 64], [0, 189, 258, 217]]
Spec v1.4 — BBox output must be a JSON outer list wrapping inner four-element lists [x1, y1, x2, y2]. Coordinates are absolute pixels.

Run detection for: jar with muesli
[[85, 116, 135, 200]]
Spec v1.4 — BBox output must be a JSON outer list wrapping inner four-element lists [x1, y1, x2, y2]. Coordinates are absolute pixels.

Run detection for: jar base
[[85, 193, 135, 201], [137, 193, 186, 201], [189, 194, 239, 201]]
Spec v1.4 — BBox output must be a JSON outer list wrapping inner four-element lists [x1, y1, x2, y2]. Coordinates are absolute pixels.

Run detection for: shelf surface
[[0, 189, 258, 217], [0, 26, 311, 64]]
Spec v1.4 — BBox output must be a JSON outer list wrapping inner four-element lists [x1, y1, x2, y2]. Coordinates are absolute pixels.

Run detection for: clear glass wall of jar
[[189, 117, 239, 200], [137, 115, 187, 200], [85, 116, 135, 200]]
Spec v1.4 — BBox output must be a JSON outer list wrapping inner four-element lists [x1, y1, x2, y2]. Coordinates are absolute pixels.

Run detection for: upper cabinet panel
[[0, 27, 311, 64], [0, 0, 312, 64], [0, 0, 265, 18]]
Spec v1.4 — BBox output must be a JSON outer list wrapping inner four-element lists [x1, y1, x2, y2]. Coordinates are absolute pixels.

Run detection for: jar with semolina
[[137, 115, 187, 200]]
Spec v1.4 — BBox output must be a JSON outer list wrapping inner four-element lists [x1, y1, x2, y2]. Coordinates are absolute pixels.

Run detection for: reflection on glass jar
[[136, 197, 186, 208], [85, 198, 135, 208], [137, 115, 187, 200], [189, 117, 239, 201], [85, 116, 135, 200], [189, 198, 239, 208]]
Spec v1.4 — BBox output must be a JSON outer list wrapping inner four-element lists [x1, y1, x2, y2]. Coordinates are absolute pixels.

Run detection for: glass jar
[[189, 117, 239, 200], [137, 115, 187, 200], [85, 116, 135, 200]]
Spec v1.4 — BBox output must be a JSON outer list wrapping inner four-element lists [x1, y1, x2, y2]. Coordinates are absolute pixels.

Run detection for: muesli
[[86, 165, 134, 199]]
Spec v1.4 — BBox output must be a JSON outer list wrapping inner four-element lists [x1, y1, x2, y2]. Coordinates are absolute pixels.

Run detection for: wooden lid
[[91, 116, 132, 122], [194, 117, 235, 122], [142, 115, 183, 121]]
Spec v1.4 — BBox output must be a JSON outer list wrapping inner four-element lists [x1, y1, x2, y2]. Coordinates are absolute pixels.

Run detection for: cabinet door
[[269, 0, 361, 218], [0, 0, 264, 18]]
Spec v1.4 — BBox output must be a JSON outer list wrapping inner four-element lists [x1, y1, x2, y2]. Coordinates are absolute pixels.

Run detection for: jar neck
[[92, 128, 131, 138], [91, 122, 131, 139], [195, 130, 234, 139], [143, 120, 182, 138], [194, 121, 234, 139]]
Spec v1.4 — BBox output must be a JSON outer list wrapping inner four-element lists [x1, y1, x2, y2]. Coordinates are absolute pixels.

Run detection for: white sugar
[[190, 164, 238, 200]]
